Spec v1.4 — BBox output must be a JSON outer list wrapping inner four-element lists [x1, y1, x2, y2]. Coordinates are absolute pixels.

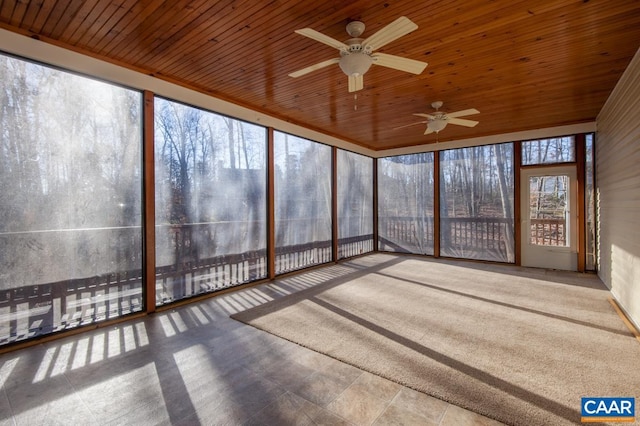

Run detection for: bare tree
[[494, 144, 515, 261]]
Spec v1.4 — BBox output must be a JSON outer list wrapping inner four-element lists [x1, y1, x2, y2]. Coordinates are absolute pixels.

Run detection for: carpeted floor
[[232, 253, 640, 426]]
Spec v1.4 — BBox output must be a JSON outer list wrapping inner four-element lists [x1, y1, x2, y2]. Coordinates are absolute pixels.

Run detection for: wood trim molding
[[143, 90, 156, 313], [433, 152, 440, 258], [373, 158, 379, 252], [514, 141, 522, 266], [332, 147, 339, 262], [267, 127, 276, 279], [576, 133, 586, 272]]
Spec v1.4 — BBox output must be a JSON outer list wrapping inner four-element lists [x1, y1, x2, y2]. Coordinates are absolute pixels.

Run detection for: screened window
[[337, 150, 373, 259], [522, 137, 575, 165], [440, 144, 515, 262], [0, 54, 143, 346], [378, 153, 435, 255], [274, 132, 332, 273], [154, 98, 267, 305]]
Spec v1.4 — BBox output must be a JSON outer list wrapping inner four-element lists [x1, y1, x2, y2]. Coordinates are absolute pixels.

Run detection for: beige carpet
[[232, 253, 640, 426]]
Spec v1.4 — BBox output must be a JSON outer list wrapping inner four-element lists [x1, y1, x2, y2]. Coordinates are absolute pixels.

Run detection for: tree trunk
[[493, 144, 515, 262]]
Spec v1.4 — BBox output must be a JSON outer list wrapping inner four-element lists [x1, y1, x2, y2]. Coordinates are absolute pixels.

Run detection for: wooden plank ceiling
[[1, 0, 639, 150]]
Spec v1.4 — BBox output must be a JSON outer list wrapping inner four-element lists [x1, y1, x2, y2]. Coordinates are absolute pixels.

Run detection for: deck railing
[[0, 229, 374, 345], [442, 217, 511, 251], [7, 215, 566, 346], [529, 218, 566, 246], [338, 234, 374, 259], [379, 216, 512, 251], [378, 216, 434, 250], [379, 216, 514, 262], [156, 248, 268, 304], [0, 268, 144, 343]]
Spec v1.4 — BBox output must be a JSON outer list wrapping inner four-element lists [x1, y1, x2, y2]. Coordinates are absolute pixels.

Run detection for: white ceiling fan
[[288, 16, 428, 92], [397, 101, 480, 135]]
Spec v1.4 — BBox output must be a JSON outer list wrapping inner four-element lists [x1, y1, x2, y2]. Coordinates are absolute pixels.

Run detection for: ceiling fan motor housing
[[346, 21, 365, 37]]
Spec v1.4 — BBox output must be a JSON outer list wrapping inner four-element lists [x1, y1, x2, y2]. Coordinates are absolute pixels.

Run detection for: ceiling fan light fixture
[[339, 52, 373, 76], [428, 118, 448, 133]]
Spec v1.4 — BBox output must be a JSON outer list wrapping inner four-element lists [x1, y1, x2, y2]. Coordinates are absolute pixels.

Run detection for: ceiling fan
[[397, 101, 480, 135], [288, 16, 428, 92]]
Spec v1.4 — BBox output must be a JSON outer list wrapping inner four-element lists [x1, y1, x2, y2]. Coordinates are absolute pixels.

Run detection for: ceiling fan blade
[[288, 58, 340, 78], [372, 53, 427, 74], [361, 16, 418, 51], [448, 117, 479, 127], [424, 127, 435, 135], [393, 121, 428, 130], [413, 113, 435, 119], [295, 28, 349, 50], [447, 108, 480, 118], [348, 74, 364, 92]]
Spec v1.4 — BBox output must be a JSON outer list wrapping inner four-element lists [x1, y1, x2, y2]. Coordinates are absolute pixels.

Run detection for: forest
[[1, 54, 142, 289], [378, 139, 579, 263], [379, 145, 515, 262], [154, 98, 267, 273]]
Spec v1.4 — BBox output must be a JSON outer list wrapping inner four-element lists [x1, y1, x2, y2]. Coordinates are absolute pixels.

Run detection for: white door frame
[[520, 165, 578, 271]]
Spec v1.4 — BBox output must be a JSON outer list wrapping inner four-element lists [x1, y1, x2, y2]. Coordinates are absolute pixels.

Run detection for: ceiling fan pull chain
[[354, 93, 358, 111]]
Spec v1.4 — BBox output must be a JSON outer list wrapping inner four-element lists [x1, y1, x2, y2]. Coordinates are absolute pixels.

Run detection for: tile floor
[[0, 262, 503, 425]]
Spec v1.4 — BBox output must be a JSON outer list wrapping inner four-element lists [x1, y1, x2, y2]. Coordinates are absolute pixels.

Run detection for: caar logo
[[581, 397, 635, 423]]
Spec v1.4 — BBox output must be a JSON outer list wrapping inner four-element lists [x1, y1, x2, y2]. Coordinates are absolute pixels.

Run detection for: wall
[[596, 47, 640, 329]]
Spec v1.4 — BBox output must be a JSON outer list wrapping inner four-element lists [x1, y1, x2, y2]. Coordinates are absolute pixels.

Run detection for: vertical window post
[[143, 91, 156, 313], [332, 147, 339, 262], [373, 158, 379, 252], [514, 140, 522, 266], [434, 152, 440, 258], [576, 133, 586, 272], [267, 127, 276, 279]]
